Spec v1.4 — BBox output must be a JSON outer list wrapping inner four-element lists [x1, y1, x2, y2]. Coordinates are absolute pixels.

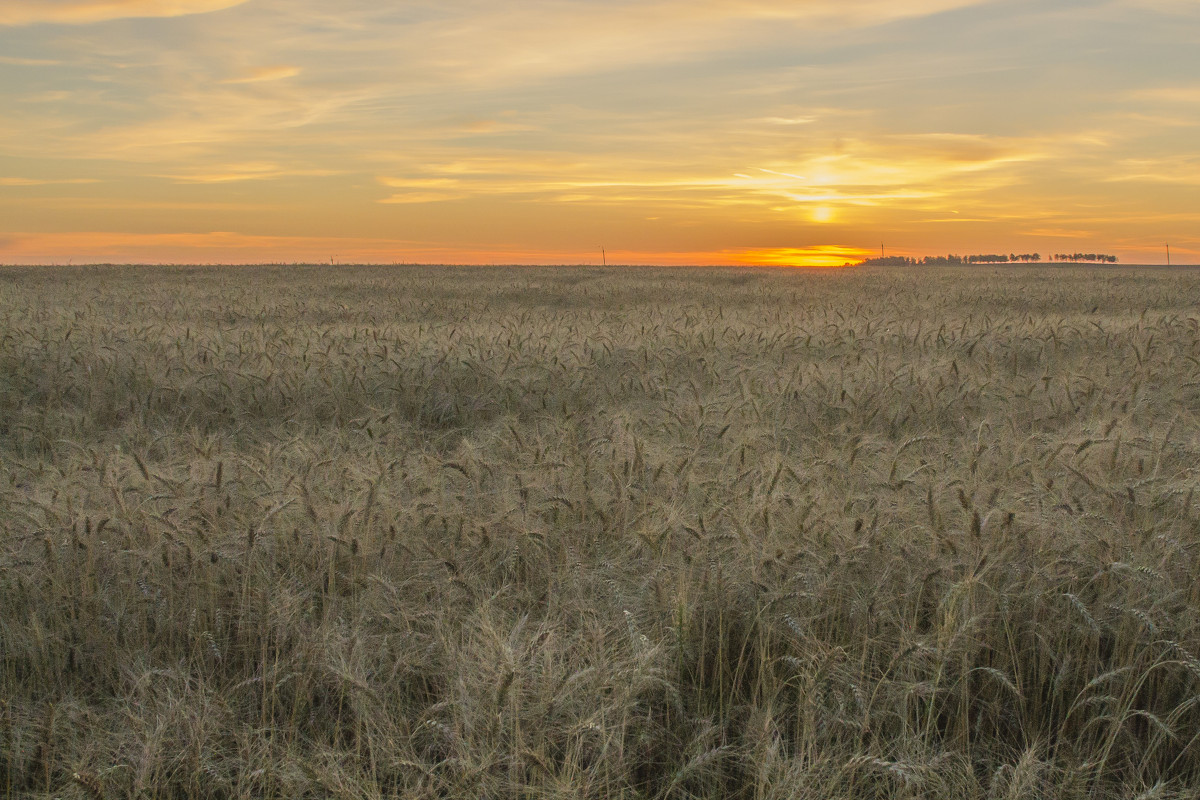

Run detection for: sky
[[0, 0, 1197, 266]]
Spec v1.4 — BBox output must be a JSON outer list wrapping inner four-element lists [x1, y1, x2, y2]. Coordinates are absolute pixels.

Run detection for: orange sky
[[1, 0, 1198, 266]]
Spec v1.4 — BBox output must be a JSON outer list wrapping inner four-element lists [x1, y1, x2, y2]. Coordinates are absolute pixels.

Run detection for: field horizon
[[3, 262, 1195, 270], [4, 264, 1200, 799]]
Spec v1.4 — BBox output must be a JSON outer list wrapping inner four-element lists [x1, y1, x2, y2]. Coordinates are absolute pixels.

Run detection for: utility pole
[[881, 243, 885, 258], [600, 246, 606, 267], [1167, 243, 1171, 266]]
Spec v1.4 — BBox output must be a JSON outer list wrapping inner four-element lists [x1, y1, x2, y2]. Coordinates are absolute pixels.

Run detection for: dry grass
[[3, 263, 1200, 799]]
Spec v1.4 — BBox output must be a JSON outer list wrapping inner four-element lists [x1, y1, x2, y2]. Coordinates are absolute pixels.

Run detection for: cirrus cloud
[[220, 65, 301, 85], [0, 176, 99, 186], [0, 0, 249, 26]]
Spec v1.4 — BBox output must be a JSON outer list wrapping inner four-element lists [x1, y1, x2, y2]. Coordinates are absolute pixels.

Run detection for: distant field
[[4, 264, 1200, 799]]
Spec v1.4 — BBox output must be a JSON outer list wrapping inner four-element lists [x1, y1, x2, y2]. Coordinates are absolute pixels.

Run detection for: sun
[[812, 206, 835, 223]]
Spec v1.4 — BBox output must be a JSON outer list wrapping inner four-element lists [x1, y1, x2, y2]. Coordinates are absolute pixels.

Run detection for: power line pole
[[600, 246, 606, 266], [1167, 243, 1171, 266]]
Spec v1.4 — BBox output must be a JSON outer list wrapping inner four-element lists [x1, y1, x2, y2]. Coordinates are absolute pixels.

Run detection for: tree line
[[1051, 253, 1119, 263], [857, 252, 1118, 266]]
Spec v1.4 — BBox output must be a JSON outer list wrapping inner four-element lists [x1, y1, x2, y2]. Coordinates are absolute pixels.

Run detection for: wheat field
[[3, 264, 1200, 799]]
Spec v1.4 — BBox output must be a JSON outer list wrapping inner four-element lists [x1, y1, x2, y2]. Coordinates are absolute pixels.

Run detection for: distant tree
[[859, 251, 1109, 267], [921, 254, 965, 265], [858, 256, 917, 266], [1051, 252, 1116, 263]]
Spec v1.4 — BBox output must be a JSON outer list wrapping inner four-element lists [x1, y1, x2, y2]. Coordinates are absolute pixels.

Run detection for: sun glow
[[732, 246, 870, 268], [812, 206, 835, 223]]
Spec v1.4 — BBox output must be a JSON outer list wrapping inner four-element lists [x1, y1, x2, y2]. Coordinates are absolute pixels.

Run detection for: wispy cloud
[[1104, 158, 1200, 185], [367, 129, 1056, 215], [157, 162, 340, 183], [378, 192, 466, 204], [0, 177, 99, 186], [1022, 228, 1098, 240], [1131, 86, 1200, 104], [0, 54, 62, 65], [378, 178, 461, 189], [220, 65, 301, 85], [0, 0, 250, 26]]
